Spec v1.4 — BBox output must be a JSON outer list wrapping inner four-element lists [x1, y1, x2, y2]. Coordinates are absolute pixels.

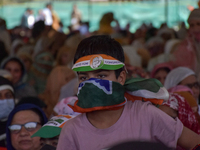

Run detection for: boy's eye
[[79, 76, 88, 81], [97, 74, 106, 79]]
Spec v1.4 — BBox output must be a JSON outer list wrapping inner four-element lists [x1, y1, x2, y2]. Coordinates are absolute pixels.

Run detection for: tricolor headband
[[72, 54, 125, 72]]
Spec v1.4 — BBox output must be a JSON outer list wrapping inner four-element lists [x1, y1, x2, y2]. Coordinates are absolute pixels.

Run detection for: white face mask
[[0, 99, 15, 120]]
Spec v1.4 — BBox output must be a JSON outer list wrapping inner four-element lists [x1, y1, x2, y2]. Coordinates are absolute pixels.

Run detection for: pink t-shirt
[[57, 100, 183, 150]]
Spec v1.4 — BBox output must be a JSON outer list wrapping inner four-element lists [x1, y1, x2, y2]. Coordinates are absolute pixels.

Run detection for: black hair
[[155, 67, 171, 76], [74, 35, 125, 78], [32, 20, 45, 39], [46, 2, 52, 7]]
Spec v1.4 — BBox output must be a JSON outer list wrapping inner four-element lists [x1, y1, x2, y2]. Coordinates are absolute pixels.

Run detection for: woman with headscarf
[[164, 67, 200, 102], [151, 62, 173, 85], [0, 76, 15, 148], [6, 103, 48, 150], [39, 66, 76, 118], [1, 57, 37, 102], [164, 66, 200, 114]]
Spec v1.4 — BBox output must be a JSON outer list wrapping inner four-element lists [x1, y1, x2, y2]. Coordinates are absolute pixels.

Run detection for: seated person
[[1, 57, 37, 101], [6, 103, 48, 150], [31, 115, 76, 149], [0, 76, 15, 148], [164, 67, 200, 114], [150, 62, 173, 85], [57, 35, 200, 150]]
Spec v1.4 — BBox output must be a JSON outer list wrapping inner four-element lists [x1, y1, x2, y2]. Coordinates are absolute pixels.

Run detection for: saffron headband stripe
[[75, 54, 117, 63]]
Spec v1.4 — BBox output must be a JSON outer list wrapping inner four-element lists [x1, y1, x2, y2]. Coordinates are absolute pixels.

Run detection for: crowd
[[1, 2, 200, 150]]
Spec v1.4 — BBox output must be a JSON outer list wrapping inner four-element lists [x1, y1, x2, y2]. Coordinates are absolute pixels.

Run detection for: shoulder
[[61, 114, 84, 132], [126, 100, 173, 121], [126, 100, 157, 112]]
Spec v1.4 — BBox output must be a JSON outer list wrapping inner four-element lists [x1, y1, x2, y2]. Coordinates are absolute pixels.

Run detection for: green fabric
[[77, 81, 125, 108], [76, 78, 166, 109], [31, 126, 61, 138], [73, 63, 124, 72], [124, 78, 163, 93]]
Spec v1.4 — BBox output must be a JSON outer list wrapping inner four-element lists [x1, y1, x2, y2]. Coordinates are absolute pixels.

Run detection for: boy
[[57, 35, 200, 150], [31, 115, 76, 149]]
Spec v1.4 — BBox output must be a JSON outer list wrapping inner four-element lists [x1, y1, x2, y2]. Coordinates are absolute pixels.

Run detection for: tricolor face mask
[[77, 78, 126, 109]]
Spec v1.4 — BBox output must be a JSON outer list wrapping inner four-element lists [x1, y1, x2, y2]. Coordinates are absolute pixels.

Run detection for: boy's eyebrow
[[77, 70, 109, 75], [77, 72, 87, 75], [93, 69, 107, 74]]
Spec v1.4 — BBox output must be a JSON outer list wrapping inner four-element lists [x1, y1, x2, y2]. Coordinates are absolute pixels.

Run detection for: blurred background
[[0, 0, 198, 33]]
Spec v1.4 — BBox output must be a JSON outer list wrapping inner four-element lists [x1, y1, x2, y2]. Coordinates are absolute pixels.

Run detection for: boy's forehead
[[77, 69, 112, 74]]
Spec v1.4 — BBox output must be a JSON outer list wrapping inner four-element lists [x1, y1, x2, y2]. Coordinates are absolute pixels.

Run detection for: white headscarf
[[164, 67, 195, 90]]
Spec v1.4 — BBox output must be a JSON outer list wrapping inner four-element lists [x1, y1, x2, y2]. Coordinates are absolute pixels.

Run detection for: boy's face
[[40, 136, 59, 148], [77, 69, 126, 85]]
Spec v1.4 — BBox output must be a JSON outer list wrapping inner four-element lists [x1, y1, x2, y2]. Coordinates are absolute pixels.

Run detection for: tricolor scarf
[[69, 54, 169, 113], [68, 78, 169, 113]]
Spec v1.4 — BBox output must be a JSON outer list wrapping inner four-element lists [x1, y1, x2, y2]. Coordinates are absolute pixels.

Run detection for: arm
[[159, 105, 178, 119], [177, 126, 200, 150]]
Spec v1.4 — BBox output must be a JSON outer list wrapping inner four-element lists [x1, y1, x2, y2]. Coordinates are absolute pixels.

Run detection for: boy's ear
[[117, 70, 126, 85]]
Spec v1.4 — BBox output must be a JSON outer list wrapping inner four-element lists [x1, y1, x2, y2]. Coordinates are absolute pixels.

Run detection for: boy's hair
[[74, 35, 125, 78]]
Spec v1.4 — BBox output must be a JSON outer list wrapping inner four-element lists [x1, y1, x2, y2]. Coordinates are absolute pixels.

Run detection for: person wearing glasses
[[6, 103, 48, 150], [164, 67, 200, 110]]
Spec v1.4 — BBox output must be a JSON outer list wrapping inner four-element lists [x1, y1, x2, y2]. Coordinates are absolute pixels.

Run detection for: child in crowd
[[31, 115, 76, 149], [57, 35, 200, 150]]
